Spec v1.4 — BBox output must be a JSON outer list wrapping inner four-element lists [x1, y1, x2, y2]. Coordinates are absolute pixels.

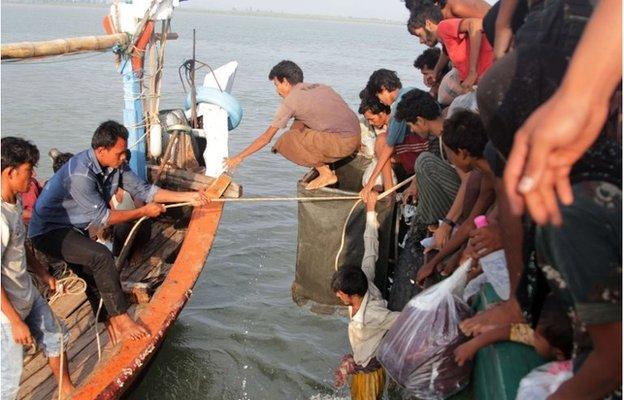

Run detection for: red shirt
[[394, 134, 429, 174], [437, 18, 493, 82]]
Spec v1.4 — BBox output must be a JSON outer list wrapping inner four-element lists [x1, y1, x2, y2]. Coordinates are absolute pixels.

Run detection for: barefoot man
[[225, 60, 361, 190], [28, 121, 208, 344]]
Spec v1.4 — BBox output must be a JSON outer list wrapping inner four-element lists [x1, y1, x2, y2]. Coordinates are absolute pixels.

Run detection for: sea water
[[1, 3, 427, 398]]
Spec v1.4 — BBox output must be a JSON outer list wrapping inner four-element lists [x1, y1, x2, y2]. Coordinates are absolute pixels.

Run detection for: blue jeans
[[1, 294, 68, 400]]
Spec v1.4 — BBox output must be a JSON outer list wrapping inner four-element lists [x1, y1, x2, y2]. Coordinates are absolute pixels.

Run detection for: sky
[[184, 0, 411, 22]]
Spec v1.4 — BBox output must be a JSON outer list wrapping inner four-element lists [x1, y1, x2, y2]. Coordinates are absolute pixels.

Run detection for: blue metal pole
[[119, 57, 147, 180]]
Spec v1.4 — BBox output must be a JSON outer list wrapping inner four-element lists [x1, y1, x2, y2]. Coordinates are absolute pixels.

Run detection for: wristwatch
[[441, 217, 456, 228]]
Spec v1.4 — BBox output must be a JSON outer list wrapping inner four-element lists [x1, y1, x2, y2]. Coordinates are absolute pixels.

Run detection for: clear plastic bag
[[516, 361, 573, 400], [378, 259, 474, 399]]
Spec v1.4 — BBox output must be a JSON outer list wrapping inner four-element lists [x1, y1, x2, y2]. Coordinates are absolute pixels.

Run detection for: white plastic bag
[[479, 250, 511, 300], [377, 259, 474, 399], [463, 273, 487, 302], [516, 361, 573, 400]]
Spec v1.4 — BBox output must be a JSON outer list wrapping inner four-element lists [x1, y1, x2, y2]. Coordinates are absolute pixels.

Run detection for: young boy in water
[[331, 193, 400, 400], [1, 137, 74, 399]]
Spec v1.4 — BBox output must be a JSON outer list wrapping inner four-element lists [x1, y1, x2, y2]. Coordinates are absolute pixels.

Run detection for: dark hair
[[1, 137, 39, 172], [407, 3, 443, 32], [268, 60, 304, 85], [414, 48, 451, 77], [358, 89, 391, 115], [52, 152, 74, 173], [366, 69, 402, 95], [394, 88, 441, 123], [331, 265, 368, 296], [537, 294, 574, 359], [442, 110, 488, 157], [91, 120, 129, 150]]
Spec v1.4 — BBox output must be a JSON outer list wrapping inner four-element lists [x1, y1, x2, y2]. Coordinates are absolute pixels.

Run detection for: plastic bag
[[463, 273, 487, 302], [480, 250, 511, 300], [516, 361, 573, 400], [378, 259, 474, 399]]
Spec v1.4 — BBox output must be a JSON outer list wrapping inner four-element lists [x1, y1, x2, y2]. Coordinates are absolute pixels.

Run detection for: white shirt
[[348, 211, 400, 367], [1, 198, 38, 322]]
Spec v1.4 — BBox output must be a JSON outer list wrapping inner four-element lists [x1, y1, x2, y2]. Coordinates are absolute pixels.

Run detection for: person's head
[[1, 137, 39, 195], [366, 69, 402, 106], [414, 47, 448, 87], [407, 4, 443, 47], [331, 265, 368, 306], [395, 88, 442, 137], [50, 150, 74, 173], [91, 120, 129, 169], [534, 294, 574, 361], [268, 60, 304, 98], [442, 110, 488, 172], [358, 90, 391, 128]]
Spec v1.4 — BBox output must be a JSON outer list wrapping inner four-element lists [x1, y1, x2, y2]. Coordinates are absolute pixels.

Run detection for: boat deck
[[17, 211, 190, 400]]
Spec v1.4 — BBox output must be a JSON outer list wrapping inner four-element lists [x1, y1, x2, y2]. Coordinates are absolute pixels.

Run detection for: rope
[[44, 267, 87, 400], [333, 176, 414, 270]]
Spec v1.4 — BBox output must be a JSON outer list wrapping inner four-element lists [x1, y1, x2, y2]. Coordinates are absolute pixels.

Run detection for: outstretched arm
[[459, 18, 485, 89], [504, 0, 622, 225], [225, 126, 280, 170], [360, 135, 394, 203]]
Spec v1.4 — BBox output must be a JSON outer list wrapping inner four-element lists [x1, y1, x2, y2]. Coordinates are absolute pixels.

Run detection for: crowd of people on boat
[[227, 0, 621, 398], [1, 0, 621, 398]]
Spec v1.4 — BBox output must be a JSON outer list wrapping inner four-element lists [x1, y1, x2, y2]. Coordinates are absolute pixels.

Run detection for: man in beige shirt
[[331, 193, 400, 399], [225, 60, 360, 190]]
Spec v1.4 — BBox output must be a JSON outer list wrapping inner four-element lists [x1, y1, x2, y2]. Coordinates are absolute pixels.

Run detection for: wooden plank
[[20, 322, 110, 400], [147, 166, 242, 198], [71, 176, 230, 399], [18, 314, 107, 399], [21, 302, 93, 379], [1, 33, 128, 60]]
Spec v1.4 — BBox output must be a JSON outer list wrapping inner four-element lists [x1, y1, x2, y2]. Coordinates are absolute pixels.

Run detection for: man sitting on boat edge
[[224, 60, 361, 190], [28, 120, 209, 345]]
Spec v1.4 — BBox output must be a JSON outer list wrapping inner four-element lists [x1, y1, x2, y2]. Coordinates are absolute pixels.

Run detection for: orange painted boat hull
[[71, 200, 225, 399]]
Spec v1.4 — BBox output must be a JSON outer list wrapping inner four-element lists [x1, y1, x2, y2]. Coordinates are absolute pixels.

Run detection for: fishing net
[[292, 155, 395, 306]]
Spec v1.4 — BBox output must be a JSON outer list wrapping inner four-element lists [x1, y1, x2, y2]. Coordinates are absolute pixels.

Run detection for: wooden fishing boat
[[3, 1, 243, 398]]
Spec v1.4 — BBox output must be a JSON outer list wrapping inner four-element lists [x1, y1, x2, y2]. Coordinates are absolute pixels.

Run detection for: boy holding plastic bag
[[331, 193, 400, 400]]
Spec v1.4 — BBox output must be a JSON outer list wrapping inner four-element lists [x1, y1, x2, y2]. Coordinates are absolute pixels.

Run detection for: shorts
[[1, 294, 69, 399], [351, 366, 386, 400], [272, 128, 359, 168]]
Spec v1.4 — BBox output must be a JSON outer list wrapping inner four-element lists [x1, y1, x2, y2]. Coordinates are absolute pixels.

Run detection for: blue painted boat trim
[[119, 57, 147, 180]]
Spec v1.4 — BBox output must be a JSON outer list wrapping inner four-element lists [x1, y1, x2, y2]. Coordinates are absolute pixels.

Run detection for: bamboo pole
[[1, 33, 128, 60]]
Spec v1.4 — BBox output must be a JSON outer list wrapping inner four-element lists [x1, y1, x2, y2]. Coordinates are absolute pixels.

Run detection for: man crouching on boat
[[1, 137, 74, 399], [224, 60, 361, 190], [28, 120, 208, 345], [331, 193, 399, 400]]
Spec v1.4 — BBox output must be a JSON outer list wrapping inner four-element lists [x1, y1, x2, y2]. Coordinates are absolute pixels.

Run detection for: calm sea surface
[[1, 4, 426, 399]]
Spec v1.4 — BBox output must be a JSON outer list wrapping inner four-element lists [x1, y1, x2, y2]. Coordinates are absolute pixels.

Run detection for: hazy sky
[[185, 0, 411, 22]]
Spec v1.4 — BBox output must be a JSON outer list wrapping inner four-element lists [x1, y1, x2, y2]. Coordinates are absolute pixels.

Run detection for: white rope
[[333, 176, 414, 270]]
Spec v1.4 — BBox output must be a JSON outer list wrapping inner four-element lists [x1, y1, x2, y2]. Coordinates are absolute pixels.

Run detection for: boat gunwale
[[70, 176, 231, 399]]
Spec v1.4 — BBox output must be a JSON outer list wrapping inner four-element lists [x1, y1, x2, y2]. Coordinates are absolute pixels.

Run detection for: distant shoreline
[[3, 1, 403, 26]]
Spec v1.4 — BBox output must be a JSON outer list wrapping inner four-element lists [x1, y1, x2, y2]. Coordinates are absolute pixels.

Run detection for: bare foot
[[108, 313, 150, 343], [106, 322, 119, 346], [305, 166, 337, 190], [60, 381, 75, 399], [460, 298, 524, 336]]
